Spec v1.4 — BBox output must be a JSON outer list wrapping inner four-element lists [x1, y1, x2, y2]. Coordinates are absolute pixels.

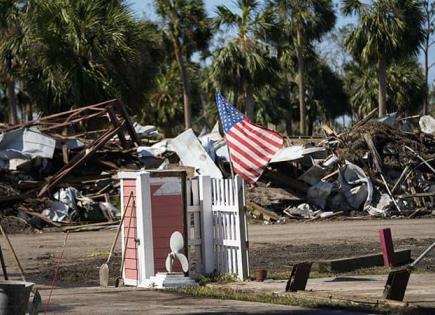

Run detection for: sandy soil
[[1, 218, 434, 286]]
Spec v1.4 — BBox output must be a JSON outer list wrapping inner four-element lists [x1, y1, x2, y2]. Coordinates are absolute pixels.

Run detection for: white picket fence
[[186, 176, 249, 280]]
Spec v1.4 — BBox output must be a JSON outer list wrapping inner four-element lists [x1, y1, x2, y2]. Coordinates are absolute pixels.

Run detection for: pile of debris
[[1, 99, 435, 230], [0, 99, 159, 230], [248, 112, 435, 222]]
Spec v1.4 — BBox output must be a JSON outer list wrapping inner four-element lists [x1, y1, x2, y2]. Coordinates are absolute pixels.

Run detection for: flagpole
[[226, 141, 236, 180]]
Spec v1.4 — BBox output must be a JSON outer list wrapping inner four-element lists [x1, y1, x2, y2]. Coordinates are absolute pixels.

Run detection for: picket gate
[[186, 176, 249, 280]]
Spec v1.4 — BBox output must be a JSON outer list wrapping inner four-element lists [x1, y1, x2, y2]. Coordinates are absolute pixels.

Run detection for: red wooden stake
[[379, 228, 395, 267]]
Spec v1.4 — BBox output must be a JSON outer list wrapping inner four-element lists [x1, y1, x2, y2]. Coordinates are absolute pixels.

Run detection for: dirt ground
[[1, 218, 434, 287]]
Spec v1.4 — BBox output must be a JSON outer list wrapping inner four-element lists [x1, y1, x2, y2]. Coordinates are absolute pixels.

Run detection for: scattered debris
[[1, 99, 434, 229]]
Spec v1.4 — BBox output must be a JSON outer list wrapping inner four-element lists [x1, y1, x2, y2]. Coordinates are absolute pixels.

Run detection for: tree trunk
[[173, 38, 192, 129], [424, 45, 429, 115], [378, 56, 387, 117], [296, 28, 306, 135], [423, 5, 431, 115], [244, 90, 255, 121], [7, 79, 18, 125], [308, 119, 314, 136], [26, 103, 33, 122]]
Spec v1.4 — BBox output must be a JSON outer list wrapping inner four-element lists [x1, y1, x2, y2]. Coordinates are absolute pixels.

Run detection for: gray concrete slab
[[39, 286, 373, 314], [217, 273, 435, 308]]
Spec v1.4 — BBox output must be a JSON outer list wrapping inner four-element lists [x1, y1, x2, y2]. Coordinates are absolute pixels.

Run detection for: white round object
[[170, 231, 184, 252], [175, 253, 189, 273]]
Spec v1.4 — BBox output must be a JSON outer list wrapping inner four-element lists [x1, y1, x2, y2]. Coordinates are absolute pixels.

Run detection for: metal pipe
[[410, 241, 435, 269]]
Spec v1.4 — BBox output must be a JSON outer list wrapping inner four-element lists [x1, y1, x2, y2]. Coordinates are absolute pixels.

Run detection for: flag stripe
[[239, 120, 283, 148], [228, 126, 275, 160], [232, 163, 260, 184], [233, 123, 278, 154], [226, 131, 269, 165], [228, 141, 265, 170], [230, 155, 261, 178], [229, 147, 263, 175]]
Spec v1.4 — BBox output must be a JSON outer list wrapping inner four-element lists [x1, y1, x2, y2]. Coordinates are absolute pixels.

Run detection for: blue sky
[[128, 0, 353, 24], [128, 0, 434, 84]]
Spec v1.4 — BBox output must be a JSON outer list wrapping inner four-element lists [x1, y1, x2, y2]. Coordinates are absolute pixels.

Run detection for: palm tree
[[23, 0, 160, 114], [342, 0, 425, 117], [155, 0, 211, 129], [344, 58, 426, 118], [209, 0, 278, 120], [0, 0, 27, 124], [421, 0, 434, 115], [147, 61, 197, 137], [267, 0, 335, 135]]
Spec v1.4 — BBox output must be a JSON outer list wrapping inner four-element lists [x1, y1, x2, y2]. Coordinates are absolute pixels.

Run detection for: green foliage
[[208, 0, 279, 118], [344, 58, 426, 117], [22, 0, 163, 113], [155, 0, 212, 58], [342, 0, 424, 64], [0, 0, 430, 137], [266, 0, 336, 43]]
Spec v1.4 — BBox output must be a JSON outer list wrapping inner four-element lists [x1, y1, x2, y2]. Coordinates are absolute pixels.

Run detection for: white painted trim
[[123, 278, 139, 287], [117, 171, 139, 179], [120, 178, 125, 282], [199, 176, 214, 274], [136, 171, 155, 281]]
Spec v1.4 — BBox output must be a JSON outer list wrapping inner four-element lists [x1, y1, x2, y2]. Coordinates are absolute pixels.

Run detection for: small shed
[[118, 170, 187, 287]]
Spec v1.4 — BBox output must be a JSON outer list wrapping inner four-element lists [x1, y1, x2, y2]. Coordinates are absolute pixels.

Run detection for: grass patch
[[173, 286, 410, 314], [197, 273, 238, 286]]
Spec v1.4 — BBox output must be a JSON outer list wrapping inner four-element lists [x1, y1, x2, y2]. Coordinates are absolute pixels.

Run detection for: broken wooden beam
[[316, 249, 411, 273], [246, 201, 280, 221]]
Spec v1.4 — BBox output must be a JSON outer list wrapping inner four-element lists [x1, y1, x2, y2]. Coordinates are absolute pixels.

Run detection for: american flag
[[215, 92, 283, 184]]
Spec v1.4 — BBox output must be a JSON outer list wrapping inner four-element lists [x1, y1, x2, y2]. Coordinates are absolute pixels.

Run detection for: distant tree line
[[0, 0, 434, 136]]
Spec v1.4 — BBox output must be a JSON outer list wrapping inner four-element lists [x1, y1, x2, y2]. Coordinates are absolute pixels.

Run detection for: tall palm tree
[[155, 0, 211, 129], [209, 0, 278, 120], [267, 0, 335, 135], [421, 0, 434, 115], [342, 0, 425, 117]]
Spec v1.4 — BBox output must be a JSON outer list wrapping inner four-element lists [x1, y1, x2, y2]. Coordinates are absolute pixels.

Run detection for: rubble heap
[[1, 99, 435, 230], [252, 114, 435, 222]]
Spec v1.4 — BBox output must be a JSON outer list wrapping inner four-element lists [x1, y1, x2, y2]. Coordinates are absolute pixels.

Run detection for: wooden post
[[199, 176, 215, 275], [235, 176, 249, 280], [0, 244, 8, 280], [379, 228, 395, 267]]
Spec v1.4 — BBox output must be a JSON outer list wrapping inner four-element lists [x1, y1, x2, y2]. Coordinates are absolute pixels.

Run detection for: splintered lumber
[[322, 125, 337, 137], [364, 133, 401, 212], [349, 108, 378, 131], [391, 165, 411, 193], [246, 202, 280, 221], [18, 206, 61, 228], [62, 220, 120, 232], [397, 191, 435, 199], [363, 134, 383, 173], [0, 223, 26, 280], [38, 125, 122, 197]]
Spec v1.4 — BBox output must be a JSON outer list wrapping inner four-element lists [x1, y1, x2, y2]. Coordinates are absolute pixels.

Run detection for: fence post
[[235, 176, 249, 280], [199, 176, 215, 274], [379, 228, 395, 267]]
